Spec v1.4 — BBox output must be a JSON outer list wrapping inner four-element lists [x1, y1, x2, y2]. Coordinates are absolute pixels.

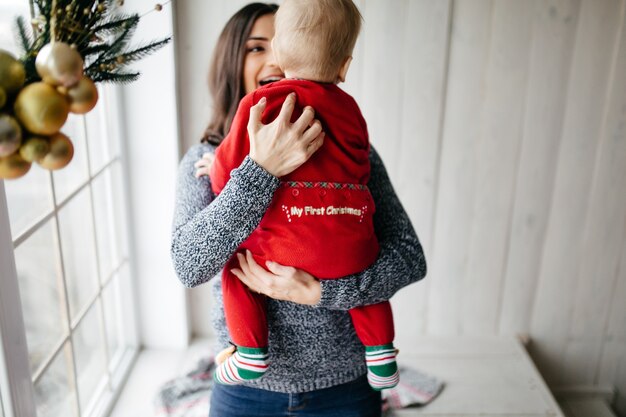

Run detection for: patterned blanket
[[155, 356, 444, 416]]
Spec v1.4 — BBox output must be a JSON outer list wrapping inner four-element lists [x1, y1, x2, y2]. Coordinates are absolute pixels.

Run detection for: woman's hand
[[248, 93, 325, 177], [230, 250, 322, 305], [194, 152, 215, 178]]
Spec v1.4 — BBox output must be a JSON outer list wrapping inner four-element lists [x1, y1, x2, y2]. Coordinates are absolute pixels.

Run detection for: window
[[0, 3, 139, 417]]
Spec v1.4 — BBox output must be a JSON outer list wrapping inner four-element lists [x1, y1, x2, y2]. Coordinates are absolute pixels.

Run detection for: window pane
[[102, 272, 123, 371], [85, 85, 120, 174], [0, 1, 29, 55], [92, 167, 122, 281], [57, 188, 99, 322], [53, 115, 89, 204], [34, 342, 79, 417], [5, 165, 54, 238], [111, 162, 129, 260], [14, 220, 67, 375], [0, 392, 4, 417], [73, 302, 107, 413]]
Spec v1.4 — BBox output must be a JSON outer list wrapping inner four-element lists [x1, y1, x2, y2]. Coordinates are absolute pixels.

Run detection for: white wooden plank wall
[[174, 0, 626, 413]]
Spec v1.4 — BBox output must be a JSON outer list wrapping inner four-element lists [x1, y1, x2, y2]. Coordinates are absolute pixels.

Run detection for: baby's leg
[[214, 254, 269, 385], [349, 301, 399, 390]]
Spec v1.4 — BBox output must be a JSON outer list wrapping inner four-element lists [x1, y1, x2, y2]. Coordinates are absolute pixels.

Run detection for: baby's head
[[273, 0, 362, 83]]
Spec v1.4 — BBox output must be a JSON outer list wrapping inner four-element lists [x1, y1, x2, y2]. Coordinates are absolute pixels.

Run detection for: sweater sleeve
[[316, 146, 427, 310], [170, 143, 281, 288]]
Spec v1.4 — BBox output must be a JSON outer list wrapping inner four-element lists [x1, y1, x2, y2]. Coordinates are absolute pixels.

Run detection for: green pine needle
[[15, 16, 33, 54]]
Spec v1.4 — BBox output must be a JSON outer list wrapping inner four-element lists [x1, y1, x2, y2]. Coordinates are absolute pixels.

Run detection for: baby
[[210, 0, 399, 391]]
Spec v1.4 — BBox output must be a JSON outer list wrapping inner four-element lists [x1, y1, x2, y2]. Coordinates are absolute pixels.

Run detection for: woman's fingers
[[232, 252, 321, 305], [246, 91, 324, 177], [236, 252, 253, 279], [230, 267, 257, 291], [244, 251, 277, 291], [194, 153, 215, 178], [245, 250, 272, 280], [233, 252, 274, 296], [264, 259, 295, 276], [306, 132, 325, 157], [292, 106, 315, 132], [194, 167, 209, 178], [235, 251, 281, 295], [265, 259, 321, 305], [276, 92, 297, 124], [248, 96, 267, 133]]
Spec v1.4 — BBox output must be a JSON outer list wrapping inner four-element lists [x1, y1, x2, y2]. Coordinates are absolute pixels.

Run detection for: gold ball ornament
[[38, 132, 74, 170], [35, 42, 84, 87], [19, 136, 50, 163], [59, 76, 98, 114], [0, 87, 6, 109], [0, 50, 26, 94], [0, 152, 31, 179], [14, 82, 69, 135], [0, 114, 22, 157]]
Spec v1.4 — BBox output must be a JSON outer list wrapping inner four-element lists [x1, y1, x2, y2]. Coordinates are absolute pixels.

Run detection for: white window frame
[[0, 182, 37, 417], [0, 1, 190, 415], [0, 85, 141, 417]]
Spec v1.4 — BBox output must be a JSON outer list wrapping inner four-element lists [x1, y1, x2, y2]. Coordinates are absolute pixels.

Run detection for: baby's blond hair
[[273, 0, 362, 82]]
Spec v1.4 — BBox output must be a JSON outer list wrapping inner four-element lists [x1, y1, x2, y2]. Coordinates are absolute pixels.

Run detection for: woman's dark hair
[[201, 3, 279, 145]]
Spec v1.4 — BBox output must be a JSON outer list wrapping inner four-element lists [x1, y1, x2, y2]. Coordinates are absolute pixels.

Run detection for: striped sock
[[213, 346, 269, 385], [365, 344, 399, 391]]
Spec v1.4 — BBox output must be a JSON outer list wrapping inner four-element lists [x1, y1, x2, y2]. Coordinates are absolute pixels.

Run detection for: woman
[[170, 3, 427, 416]]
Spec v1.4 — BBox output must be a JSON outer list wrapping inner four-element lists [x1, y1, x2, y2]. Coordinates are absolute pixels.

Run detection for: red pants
[[221, 184, 395, 349]]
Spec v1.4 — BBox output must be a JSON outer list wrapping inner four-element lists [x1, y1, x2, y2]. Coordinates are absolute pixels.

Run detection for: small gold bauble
[[35, 42, 84, 87], [0, 152, 31, 179], [14, 82, 70, 135], [38, 132, 74, 170], [0, 87, 6, 109], [0, 114, 22, 157], [59, 76, 99, 114], [0, 50, 26, 94], [155, 4, 163, 11], [19, 136, 50, 163]]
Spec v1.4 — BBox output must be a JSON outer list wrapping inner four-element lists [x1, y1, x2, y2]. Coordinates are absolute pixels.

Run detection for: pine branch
[[105, 19, 137, 58], [15, 16, 33, 54], [88, 70, 139, 84], [81, 43, 111, 58], [92, 15, 139, 37], [14, 0, 171, 86], [99, 38, 171, 66], [84, 24, 136, 71]]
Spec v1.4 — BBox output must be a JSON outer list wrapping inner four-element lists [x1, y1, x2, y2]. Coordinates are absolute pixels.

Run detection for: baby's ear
[[337, 56, 353, 83], [271, 38, 282, 68]]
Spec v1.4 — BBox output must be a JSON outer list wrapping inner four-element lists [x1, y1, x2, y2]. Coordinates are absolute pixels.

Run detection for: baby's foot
[[213, 346, 269, 385], [365, 344, 399, 390]]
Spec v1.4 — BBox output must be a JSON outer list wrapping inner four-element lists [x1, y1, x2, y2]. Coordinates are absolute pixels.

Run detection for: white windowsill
[[106, 336, 592, 417], [109, 338, 213, 417]]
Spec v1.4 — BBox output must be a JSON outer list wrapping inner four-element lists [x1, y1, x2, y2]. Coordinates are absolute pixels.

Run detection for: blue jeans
[[209, 375, 382, 417]]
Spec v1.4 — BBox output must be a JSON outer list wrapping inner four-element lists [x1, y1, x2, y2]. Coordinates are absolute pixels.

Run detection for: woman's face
[[243, 13, 283, 94]]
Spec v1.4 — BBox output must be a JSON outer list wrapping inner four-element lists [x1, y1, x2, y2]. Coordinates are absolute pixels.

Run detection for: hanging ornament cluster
[[0, 46, 90, 178], [0, 0, 171, 180]]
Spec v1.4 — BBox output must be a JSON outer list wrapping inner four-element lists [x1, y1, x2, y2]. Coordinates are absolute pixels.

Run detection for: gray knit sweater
[[170, 143, 426, 393]]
